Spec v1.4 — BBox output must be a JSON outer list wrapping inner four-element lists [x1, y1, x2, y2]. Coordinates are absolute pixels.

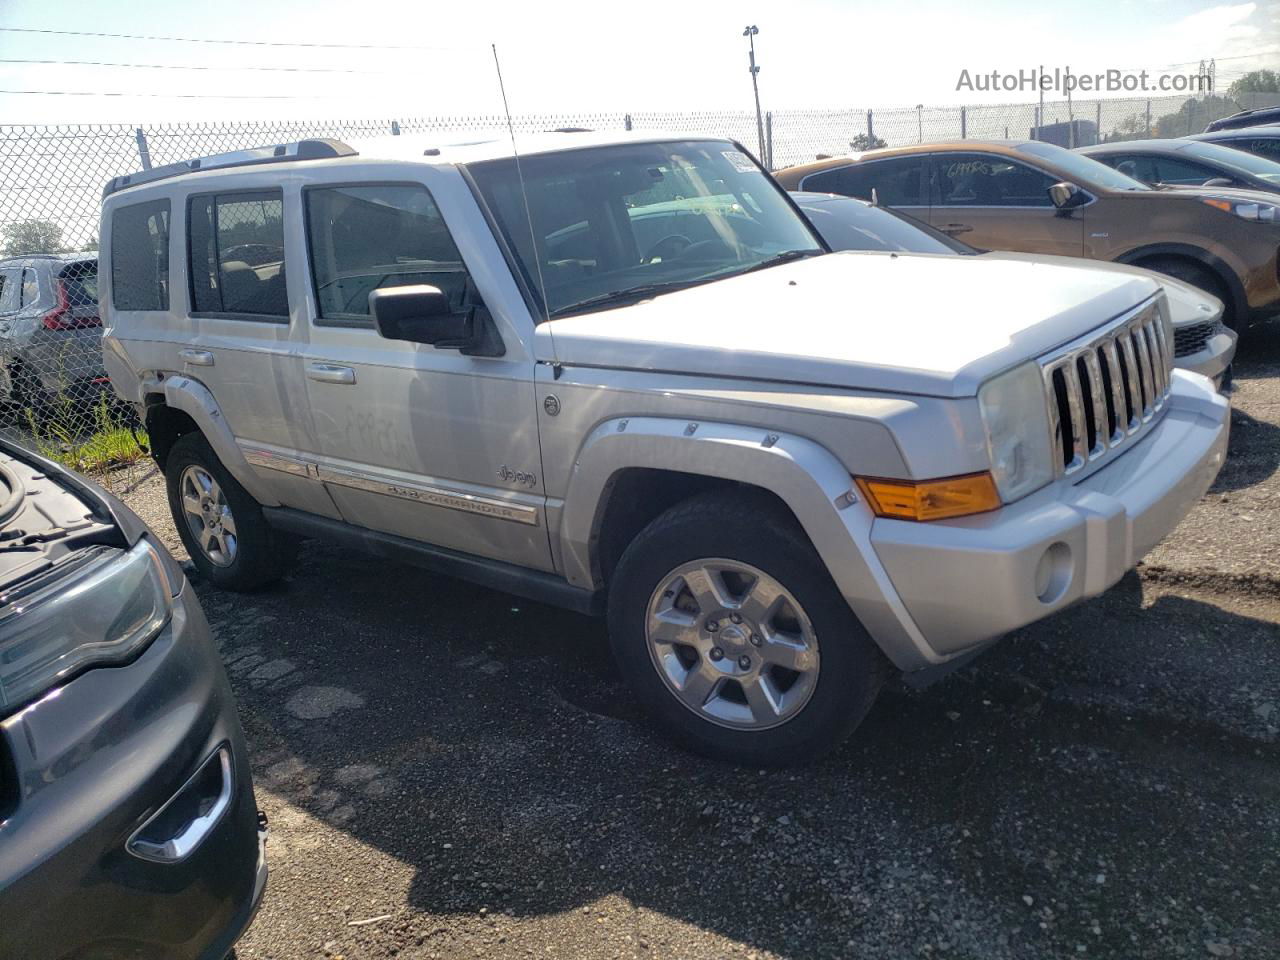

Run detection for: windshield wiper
[[549, 278, 711, 318], [735, 248, 823, 275]]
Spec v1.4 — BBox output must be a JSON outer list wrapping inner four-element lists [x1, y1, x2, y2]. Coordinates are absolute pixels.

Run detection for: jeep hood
[[540, 251, 1161, 397]]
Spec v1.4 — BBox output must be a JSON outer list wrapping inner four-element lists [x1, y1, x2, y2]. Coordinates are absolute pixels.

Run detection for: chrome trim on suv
[[1040, 295, 1173, 478]]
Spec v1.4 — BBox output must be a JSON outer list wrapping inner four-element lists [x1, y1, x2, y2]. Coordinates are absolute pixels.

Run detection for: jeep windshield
[[466, 140, 825, 319]]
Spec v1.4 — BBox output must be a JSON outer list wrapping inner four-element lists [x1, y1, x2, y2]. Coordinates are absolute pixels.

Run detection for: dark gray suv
[[0, 438, 267, 959], [0, 252, 107, 418]]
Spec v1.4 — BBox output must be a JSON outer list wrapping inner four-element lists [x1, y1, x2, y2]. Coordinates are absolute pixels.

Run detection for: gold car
[[776, 140, 1280, 329]]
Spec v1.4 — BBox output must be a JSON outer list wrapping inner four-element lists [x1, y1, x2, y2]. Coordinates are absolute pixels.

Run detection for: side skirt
[[262, 506, 604, 617]]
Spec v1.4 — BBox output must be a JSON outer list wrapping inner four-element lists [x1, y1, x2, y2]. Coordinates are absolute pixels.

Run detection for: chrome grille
[[1173, 318, 1224, 357], [1041, 298, 1173, 477]]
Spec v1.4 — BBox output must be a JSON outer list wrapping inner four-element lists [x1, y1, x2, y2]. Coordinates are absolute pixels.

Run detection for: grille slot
[[1042, 299, 1173, 477], [1172, 318, 1224, 357]]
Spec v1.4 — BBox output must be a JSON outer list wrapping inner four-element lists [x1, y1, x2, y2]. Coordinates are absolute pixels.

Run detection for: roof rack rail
[[103, 138, 357, 198]]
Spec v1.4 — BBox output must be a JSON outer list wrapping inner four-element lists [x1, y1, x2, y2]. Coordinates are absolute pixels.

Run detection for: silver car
[[0, 252, 108, 419]]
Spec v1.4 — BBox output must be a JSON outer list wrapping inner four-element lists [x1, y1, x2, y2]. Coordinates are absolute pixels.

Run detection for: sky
[[0, 0, 1277, 125]]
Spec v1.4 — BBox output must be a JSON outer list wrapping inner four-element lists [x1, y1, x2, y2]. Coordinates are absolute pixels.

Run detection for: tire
[[607, 490, 890, 766], [1139, 256, 1236, 329], [165, 432, 296, 591]]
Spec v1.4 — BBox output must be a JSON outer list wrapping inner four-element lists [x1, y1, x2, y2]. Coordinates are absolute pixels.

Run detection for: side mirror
[[368, 284, 504, 357], [1048, 181, 1090, 210]]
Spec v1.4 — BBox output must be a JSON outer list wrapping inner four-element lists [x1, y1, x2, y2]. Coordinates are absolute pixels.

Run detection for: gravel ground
[[118, 326, 1280, 960]]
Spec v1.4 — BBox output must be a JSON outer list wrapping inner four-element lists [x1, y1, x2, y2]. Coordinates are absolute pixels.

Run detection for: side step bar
[[262, 506, 604, 617]]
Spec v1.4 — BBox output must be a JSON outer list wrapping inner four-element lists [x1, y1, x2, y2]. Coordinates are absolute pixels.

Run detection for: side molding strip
[[240, 445, 538, 527]]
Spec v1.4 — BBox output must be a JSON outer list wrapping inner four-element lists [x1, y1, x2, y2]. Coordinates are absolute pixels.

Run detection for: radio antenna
[[492, 43, 550, 325]]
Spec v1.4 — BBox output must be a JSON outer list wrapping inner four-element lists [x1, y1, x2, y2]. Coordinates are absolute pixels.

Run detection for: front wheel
[[607, 491, 889, 766]]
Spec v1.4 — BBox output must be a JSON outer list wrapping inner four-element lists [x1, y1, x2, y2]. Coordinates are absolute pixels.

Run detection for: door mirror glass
[[1048, 181, 1089, 209], [369, 285, 468, 345]]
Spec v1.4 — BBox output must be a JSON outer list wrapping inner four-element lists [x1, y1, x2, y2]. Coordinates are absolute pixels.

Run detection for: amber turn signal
[[855, 472, 1002, 522]]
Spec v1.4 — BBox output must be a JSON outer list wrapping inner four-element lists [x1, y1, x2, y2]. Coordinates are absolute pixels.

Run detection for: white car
[[100, 133, 1230, 765]]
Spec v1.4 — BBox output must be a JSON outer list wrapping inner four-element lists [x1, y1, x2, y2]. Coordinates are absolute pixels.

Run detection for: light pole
[[743, 25, 765, 163]]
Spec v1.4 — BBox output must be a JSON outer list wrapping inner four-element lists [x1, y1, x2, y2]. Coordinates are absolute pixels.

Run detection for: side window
[[1152, 157, 1221, 185], [1110, 155, 1157, 184], [188, 191, 288, 318], [0, 270, 16, 312], [804, 159, 924, 205], [111, 199, 170, 311], [20, 269, 39, 307], [304, 184, 470, 325], [1245, 138, 1280, 161], [935, 153, 1057, 207]]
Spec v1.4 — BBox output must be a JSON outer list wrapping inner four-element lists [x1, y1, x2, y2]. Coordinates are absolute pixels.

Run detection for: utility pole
[[743, 25, 765, 162]]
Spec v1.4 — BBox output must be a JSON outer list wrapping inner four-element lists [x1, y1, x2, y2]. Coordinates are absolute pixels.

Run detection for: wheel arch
[[1116, 242, 1246, 323], [560, 416, 938, 672], [148, 375, 280, 507]]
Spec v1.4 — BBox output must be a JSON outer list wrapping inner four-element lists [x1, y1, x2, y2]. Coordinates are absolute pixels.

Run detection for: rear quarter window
[[111, 199, 170, 311]]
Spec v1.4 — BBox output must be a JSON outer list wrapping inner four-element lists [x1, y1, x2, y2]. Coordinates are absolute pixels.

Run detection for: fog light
[[1035, 542, 1072, 605]]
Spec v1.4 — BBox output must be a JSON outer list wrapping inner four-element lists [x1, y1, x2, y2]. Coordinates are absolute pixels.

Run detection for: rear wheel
[[607, 490, 889, 766], [165, 432, 295, 590]]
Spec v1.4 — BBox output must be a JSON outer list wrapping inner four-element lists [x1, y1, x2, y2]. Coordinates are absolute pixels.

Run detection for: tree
[[850, 133, 887, 151], [1228, 69, 1280, 98], [2, 220, 66, 257]]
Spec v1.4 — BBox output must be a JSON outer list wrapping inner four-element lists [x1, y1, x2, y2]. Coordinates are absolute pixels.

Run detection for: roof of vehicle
[[0, 251, 96, 267], [1191, 127, 1280, 141], [103, 129, 744, 198], [1205, 106, 1280, 131], [1078, 139, 1203, 156]]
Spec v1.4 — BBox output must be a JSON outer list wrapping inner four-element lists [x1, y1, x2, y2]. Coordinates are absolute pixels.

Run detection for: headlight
[[1201, 197, 1278, 222], [0, 540, 172, 711], [978, 362, 1055, 503]]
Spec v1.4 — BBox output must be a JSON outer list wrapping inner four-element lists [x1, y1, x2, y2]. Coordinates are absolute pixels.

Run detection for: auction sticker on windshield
[[722, 150, 758, 173]]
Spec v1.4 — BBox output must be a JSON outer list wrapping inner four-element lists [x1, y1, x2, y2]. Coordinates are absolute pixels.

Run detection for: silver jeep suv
[[100, 134, 1231, 765]]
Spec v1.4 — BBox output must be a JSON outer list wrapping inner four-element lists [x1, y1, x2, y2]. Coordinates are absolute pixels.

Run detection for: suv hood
[[542, 252, 1160, 397]]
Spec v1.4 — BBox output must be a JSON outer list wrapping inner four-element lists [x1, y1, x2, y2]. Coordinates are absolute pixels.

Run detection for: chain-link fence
[[0, 90, 1273, 477]]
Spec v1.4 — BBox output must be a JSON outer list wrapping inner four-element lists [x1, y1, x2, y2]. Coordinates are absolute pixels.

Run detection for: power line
[[0, 26, 458, 51], [0, 88, 334, 100], [0, 58, 395, 75]]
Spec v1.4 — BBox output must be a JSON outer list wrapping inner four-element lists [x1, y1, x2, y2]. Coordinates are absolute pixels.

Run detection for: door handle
[[938, 223, 974, 235], [179, 348, 214, 366], [306, 362, 356, 385]]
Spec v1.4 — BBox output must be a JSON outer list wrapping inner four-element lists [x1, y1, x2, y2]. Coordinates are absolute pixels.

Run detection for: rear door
[[926, 151, 1085, 256], [798, 157, 930, 222], [179, 186, 339, 519]]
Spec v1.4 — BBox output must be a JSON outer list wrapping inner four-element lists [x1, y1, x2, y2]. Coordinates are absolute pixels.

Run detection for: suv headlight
[[0, 540, 172, 712], [1201, 196, 1278, 222], [978, 362, 1055, 502]]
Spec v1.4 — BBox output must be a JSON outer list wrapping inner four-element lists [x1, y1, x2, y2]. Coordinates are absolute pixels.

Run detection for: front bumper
[[870, 371, 1230, 660], [0, 583, 264, 960]]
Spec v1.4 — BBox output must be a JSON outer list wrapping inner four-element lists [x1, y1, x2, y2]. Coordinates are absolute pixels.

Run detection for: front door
[[296, 179, 551, 572], [927, 152, 1085, 256]]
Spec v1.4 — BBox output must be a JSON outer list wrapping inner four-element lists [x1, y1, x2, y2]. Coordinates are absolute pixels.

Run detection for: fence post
[[866, 109, 874, 145], [135, 128, 152, 171], [391, 120, 401, 136], [624, 113, 633, 131], [960, 106, 966, 139], [1095, 101, 1102, 143], [1145, 100, 1151, 137], [765, 111, 773, 170]]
